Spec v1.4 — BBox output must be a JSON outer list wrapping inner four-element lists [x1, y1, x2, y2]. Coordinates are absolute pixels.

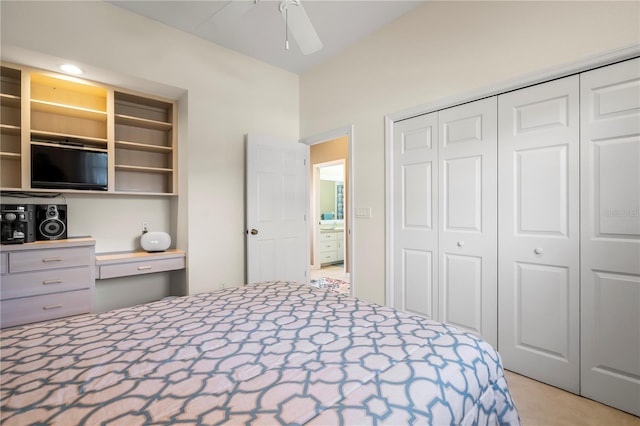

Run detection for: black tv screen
[[31, 144, 108, 191]]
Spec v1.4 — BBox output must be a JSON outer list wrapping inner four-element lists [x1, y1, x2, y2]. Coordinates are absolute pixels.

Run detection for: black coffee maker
[[1, 204, 35, 244]]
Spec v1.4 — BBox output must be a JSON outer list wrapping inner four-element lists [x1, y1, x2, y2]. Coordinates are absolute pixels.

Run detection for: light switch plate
[[355, 207, 372, 218]]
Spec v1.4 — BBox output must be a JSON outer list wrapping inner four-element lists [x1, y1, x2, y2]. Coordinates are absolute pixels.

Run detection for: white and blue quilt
[[1, 281, 520, 425]]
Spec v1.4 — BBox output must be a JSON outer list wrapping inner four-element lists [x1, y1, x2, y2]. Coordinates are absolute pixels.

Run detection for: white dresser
[[0, 238, 96, 328], [319, 230, 344, 266]]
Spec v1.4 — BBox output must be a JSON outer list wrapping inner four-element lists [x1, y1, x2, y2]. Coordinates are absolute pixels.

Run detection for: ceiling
[[108, 0, 425, 74]]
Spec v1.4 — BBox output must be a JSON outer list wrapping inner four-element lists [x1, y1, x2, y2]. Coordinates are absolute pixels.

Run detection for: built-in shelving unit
[[0, 66, 23, 190], [30, 73, 108, 151], [114, 91, 175, 194], [0, 63, 178, 196]]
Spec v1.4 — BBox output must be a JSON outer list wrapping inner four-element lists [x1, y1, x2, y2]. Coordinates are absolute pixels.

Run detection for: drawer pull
[[43, 304, 63, 310], [137, 265, 152, 271], [42, 257, 62, 263], [43, 279, 63, 285]]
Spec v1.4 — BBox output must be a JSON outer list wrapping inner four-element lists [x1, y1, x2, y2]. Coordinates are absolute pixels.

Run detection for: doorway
[[301, 127, 353, 296], [310, 160, 348, 292]]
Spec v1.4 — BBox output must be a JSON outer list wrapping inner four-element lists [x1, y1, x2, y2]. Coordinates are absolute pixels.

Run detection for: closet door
[[392, 113, 439, 318], [580, 58, 640, 416], [438, 97, 497, 347], [498, 76, 580, 393]]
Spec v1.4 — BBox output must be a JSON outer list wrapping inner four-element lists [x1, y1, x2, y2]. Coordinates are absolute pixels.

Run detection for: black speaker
[[36, 204, 67, 241]]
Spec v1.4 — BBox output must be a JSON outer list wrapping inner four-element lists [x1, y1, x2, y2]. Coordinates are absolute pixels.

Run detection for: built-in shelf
[[0, 152, 21, 160], [1, 65, 22, 190], [0, 93, 21, 107], [0, 124, 21, 135], [115, 114, 172, 131], [115, 140, 173, 153], [114, 90, 175, 195], [31, 130, 108, 148], [31, 99, 108, 121], [115, 164, 173, 174]]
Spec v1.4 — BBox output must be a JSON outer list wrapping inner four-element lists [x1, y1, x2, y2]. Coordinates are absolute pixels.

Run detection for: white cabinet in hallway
[[579, 58, 640, 416], [319, 230, 344, 266], [498, 75, 581, 393]]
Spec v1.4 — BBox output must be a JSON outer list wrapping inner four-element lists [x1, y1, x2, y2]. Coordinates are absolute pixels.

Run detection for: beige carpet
[[505, 370, 639, 425]]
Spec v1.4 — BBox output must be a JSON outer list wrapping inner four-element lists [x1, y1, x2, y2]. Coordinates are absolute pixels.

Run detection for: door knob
[[250, 229, 259, 235], [457, 241, 464, 248], [534, 248, 543, 255]]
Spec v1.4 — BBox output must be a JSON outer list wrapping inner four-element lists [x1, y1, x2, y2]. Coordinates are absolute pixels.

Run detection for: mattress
[[1, 281, 520, 425]]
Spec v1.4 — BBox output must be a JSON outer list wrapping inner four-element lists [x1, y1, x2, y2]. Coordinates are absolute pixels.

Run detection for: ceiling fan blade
[[281, 1, 323, 55], [208, 0, 256, 31]]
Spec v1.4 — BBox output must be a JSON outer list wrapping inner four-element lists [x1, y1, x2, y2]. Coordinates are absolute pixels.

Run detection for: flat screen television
[[31, 144, 108, 191]]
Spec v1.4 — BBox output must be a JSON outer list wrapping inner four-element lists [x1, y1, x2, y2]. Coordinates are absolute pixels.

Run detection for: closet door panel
[[581, 58, 640, 416], [439, 97, 497, 347], [498, 75, 580, 393], [393, 113, 438, 318]]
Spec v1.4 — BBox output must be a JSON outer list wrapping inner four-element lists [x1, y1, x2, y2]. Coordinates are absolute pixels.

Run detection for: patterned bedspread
[[1, 281, 520, 425]]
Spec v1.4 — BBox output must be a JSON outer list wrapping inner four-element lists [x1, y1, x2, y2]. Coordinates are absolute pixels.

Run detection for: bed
[[1, 281, 520, 425]]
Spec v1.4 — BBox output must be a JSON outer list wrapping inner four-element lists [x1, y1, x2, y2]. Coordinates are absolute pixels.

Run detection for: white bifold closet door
[[392, 113, 439, 318], [438, 98, 498, 347], [498, 75, 581, 393], [580, 58, 640, 416], [392, 99, 498, 347]]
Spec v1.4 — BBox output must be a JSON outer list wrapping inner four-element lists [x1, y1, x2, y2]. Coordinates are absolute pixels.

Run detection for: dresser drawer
[[1, 267, 91, 300], [97, 256, 185, 280], [9, 247, 91, 273], [1, 289, 91, 328], [1, 252, 7, 275]]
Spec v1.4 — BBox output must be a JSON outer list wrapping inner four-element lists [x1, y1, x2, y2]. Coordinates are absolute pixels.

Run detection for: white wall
[[300, 1, 640, 304], [1, 1, 299, 297]]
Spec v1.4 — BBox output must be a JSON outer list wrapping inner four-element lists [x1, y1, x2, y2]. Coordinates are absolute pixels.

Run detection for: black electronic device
[[31, 143, 108, 191], [35, 204, 68, 241], [1, 204, 36, 244]]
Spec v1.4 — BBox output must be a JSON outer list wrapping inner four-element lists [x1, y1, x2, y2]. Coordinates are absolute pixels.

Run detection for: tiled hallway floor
[[310, 263, 349, 283]]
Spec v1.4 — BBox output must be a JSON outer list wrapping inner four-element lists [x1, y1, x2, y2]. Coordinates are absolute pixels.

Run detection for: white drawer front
[[98, 257, 185, 280], [1, 289, 91, 328], [0, 252, 7, 275], [321, 252, 337, 264], [9, 247, 90, 273], [1, 267, 91, 300], [321, 241, 338, 251], [320, 232, 337, 241]]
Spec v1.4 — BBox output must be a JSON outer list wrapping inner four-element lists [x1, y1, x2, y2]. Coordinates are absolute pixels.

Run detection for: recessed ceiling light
[[60, 64, 83, 75]]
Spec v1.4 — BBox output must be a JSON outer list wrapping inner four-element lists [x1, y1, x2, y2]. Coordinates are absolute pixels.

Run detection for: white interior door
[[246, 134, 308, 284], [392, 113, 438, 318], [498, 75, 581, 393], [438, 97, 497, 347], [580, 58, 640, 416]]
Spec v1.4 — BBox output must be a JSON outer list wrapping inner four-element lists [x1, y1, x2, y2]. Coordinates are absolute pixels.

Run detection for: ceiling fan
[[210, 0, 323, 55]]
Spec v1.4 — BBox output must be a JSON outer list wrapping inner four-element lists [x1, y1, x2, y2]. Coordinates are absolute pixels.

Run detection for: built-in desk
[[95, 249, 186, 280]]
